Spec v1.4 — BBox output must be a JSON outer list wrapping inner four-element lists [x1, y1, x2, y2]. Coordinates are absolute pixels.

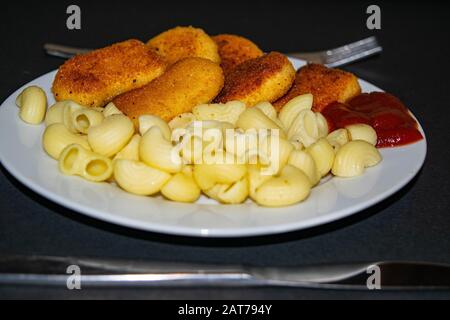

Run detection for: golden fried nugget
[[113, 57, 224, 124], [52, 39, 167, 108], [212, 34, 263, 76], [273, 63, 361, 112], [147, 26, 220, 65], [214, 52, 295, 107]]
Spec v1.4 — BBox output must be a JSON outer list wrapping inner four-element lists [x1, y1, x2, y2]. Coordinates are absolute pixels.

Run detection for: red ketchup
[[321, 92, 423, 148]]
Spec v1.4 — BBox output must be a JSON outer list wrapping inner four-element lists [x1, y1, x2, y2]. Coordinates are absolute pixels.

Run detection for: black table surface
[[1, 1, 450, 299]]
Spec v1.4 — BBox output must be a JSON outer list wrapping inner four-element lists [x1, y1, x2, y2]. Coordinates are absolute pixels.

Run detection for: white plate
[[0, 58, 427, 237]]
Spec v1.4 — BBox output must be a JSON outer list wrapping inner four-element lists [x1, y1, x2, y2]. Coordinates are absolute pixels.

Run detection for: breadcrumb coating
[[113, 57, 224, 124], [147, 26, 220, 65], [214, 52, 295, 107], [52, 39, 167, 108], [212, 34, 263, 76], [273, 63, 361, 112]]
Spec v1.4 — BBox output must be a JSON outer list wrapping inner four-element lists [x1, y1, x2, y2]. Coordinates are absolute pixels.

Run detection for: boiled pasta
[[288, 150, 321, 186], [59, 144, 113, 182], [103, 102, 123, 117], [113, 134, 141, 161], [114, 159, 171, 195], [16, 86, 47, 124], [88, 114, 134, 157], [253, 165, 311, 207], [345, 124, 377, 146], [45, 101, 67, 126], [42, 123, 91, 159], [161, 172, 201, 203], [192, 101, 246, 125], [140, 126, 182, 173], [306, 138, 335, 177], [332, 140, 381, 177], [138, 114, 172, 139], [71, 108, 104, 134]]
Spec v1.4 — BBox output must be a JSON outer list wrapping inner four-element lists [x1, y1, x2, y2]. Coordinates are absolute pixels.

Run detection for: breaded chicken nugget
[[52, 39, 167, 108], [212, 34, 263, 76], [273, 63, 361, 112], [113, 57, 224, 124], [147, 26, 220, 65], [214, 52, 295, 107]]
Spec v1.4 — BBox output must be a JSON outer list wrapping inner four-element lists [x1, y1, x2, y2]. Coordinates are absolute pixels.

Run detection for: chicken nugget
[[214, 52, 295, 107], [273, 63, 361, 112], [113, 57, 224, 124], [212, 34, 263, 76], [147, 26, 220, 65], [52, 39, 167, 108]]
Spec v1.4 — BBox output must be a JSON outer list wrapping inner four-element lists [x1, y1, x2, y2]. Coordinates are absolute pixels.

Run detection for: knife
[[1, 255, 450, 290]]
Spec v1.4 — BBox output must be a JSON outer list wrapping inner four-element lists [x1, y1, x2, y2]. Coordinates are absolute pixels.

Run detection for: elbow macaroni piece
[[327, 128, 349, 151], [59, 144, 113, 182], [316, 112, 329, 138], [193, 101, 246, 125], [279, 94, 313, 129], [140, 126, 182, 173], [288, 136, 304, 151], [178, 134, 203, 165], [345, 124, 377, 146], [203, 183, 228, 202], [161, 172, 201, 203], [138, 114, 172, 139], [224, 129, 261, 164], [254, 101, 285, 129], [253, 165, 311, 207], [113, 134, 141, 161], [114, 159, 171, 195], [71, 108, 104, 134], [254, 101, 277, 120], [306, 138, 335, 177], [42, 123, 91, 159], [258, 135, 294, 175], [287, 110, 328, 147], [16, 86, 47, 124], [236, 107, 286, 138], [332, 140, 382, 177], [288, 150, 321, 186], [103, 102, 123, 117], [88, 114, 135, 157], [193, 162, 247, 190], [168, 113, 196, 130], [45, 101, 67, 126], [205, 178, 249, 204], [248, 164, 273, 200], [63, 101, 85, 133], [217, 178, 249, 204]]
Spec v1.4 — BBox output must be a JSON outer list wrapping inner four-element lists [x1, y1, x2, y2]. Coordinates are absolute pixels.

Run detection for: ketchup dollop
[[321, 92, 423, 148]]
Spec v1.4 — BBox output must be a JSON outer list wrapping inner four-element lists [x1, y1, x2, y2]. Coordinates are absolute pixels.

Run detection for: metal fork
[[44, 36, 382, 67], [288, 36, 382, 67]]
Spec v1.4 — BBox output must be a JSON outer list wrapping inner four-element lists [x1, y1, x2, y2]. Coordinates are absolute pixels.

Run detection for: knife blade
[[1, 255, 449, 290]]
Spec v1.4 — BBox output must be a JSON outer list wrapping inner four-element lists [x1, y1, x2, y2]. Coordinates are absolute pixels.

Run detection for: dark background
[[1, 0, 450, 299]]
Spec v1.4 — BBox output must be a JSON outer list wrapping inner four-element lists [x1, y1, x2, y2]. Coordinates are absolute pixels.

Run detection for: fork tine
[[288, 36, 382, 67], [325, 46, 382, 67], [325, 39, 381, 63], [325, 37, 378, 56]]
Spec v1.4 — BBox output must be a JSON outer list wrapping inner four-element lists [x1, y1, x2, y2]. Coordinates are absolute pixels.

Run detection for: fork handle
[[44, 42, 381, 68], [44, 43, 91, 58]]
